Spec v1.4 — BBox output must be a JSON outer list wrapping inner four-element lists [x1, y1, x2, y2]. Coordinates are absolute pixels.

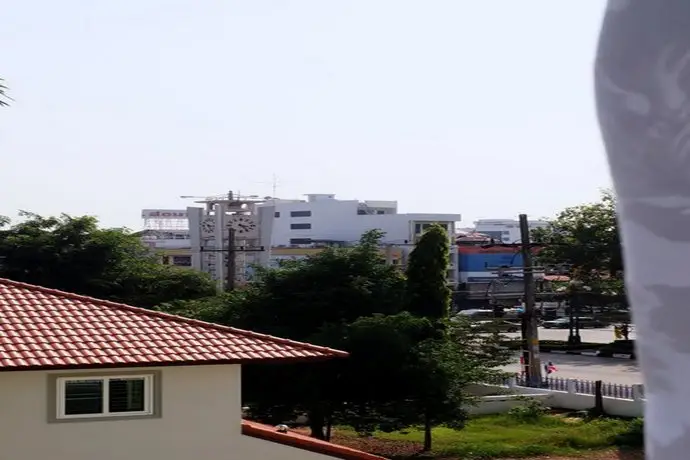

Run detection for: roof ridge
[[0, 278, 348, 358]]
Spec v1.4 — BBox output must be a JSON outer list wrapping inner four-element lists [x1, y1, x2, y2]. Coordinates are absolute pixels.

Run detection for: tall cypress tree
[[405, 224, 451, 320]]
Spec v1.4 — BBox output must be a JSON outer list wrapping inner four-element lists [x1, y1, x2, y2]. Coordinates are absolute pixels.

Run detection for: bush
[[507, 397, 547, 423], [614, 417, 644, 447], [599, 340, 636, 358]]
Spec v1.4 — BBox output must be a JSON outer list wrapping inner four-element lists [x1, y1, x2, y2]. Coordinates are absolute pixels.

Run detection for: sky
[[1, 1, 610, 230]]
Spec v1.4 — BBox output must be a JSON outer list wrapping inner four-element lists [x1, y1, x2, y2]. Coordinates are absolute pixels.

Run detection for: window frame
[[290, 223, 312, 230], [290, 210, 312, 217], [52, 372, 158, 422]]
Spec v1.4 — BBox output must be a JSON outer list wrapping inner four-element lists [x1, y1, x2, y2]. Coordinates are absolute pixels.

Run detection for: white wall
[[268, 196, 460, 246], [0, 365, 242, 460], [471, 382, 644, 418], [468, 394, 552, 415]]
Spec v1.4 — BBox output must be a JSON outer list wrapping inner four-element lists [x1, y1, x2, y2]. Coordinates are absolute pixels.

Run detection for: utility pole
[[226, 228, 236, 291], [519, 214, 542, 386]]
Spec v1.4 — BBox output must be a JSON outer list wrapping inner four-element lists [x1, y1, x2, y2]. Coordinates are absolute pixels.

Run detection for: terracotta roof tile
[[241, 420, 388, 460], [0, 278, 348, 371]]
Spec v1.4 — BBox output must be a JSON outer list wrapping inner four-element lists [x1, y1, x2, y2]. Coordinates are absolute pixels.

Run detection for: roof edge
[[241, 420, 388, 460], [0, 355, 341, 373], [0, 278, 348, 359]]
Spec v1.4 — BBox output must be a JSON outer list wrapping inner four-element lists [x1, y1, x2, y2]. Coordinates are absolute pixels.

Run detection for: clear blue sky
[[1, 1, 610, 229]]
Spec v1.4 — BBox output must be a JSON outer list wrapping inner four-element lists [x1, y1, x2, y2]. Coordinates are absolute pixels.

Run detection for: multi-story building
[[473, 218, 549, 244], [263, 193, 461, 285], [138, 193, 462, 287], [454, 231, 545, 310], [138, 209, 193, 267]]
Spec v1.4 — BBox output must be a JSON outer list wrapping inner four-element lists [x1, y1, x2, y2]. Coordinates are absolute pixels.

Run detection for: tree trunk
[[423, 412, 433, 452], [325, 412, 333, 441], [309, 408, 327, 440]]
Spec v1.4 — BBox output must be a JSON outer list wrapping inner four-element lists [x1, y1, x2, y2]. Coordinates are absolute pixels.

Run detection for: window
[[54, 374, 156, 421], [290, 210, 312, 217], [414, 223, 434, 234], [274, 212, 280, 218], [172, 255, 191, 267], [290, 238, 312, 245], [290, 223, 311, 230]]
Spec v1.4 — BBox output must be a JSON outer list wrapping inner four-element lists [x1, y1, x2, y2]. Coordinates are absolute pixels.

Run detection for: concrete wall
[[0, 365, 242, 460], [468, 394, 552, 415], [470, 380, 644, 418]]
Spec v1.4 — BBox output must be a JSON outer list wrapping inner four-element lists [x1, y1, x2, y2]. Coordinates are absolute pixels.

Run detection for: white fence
[[469, 378, 644, 418]]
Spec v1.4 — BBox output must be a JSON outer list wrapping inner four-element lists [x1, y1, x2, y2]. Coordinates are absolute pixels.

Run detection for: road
[[502, 353, 642, 385], [504, 326, 636, 344]]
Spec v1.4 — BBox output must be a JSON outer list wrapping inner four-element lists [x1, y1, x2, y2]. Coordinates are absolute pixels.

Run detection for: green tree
[[0, 212, 216, 307], [342, 313, 512, 451], [164, 228, 511, 446], [532, 191, 622, 280], [165, 230, 407, 439], [405, 224, 451, 319], [533, 192, 629, 332]]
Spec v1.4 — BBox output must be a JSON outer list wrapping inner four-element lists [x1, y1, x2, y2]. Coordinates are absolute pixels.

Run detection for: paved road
[[504, 326, 636, 344], [502, 353, 642, 385]]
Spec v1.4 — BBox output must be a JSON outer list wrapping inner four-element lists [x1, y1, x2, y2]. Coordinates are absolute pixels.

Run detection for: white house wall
[[0, 365, 241, 460]]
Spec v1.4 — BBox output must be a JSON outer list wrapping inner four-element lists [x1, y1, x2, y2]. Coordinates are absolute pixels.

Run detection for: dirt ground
[[327, 430, 644, 460]]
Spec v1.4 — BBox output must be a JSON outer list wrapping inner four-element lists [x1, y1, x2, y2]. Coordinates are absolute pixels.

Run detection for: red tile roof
[[242, 420, 388, 460], [0, 278, 348, 371]]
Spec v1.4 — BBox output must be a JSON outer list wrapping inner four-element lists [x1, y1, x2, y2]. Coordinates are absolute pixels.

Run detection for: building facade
[[139, 209, 193, 268], [138, 193, 461, 287], [473, 218, 549, 244], [263, 194, 460, 285], [455, 233, 544, 309]]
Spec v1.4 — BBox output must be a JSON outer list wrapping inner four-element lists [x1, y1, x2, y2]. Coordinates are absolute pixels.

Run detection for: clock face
[[200, 217, 216, 236], [227, 215, 258, 235]]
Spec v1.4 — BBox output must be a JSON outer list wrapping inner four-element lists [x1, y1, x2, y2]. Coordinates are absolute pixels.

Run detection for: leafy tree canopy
[[342, 313, 511, 451], [405, 224, 451, 320], [0, 212, 216, 307], [532, 190, 622, 283], [166, 229, 511, 447], [212, 229, 407, 341]]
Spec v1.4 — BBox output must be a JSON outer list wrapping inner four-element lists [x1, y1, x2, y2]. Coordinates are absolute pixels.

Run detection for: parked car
[[542, 317, 605, 329], [471, 319, 521, 333]]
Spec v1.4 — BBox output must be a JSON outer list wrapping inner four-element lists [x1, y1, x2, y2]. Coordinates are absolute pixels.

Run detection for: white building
[[0, 278, 380, 460], [264, 194, 461, 285], [473, 218, 549, 244], [139, 210, 193, 267], [140, 193, 461, 287], [266, 193, 460, 245]]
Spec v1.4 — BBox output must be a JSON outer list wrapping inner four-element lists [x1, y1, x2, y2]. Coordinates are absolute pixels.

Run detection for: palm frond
[[0, 78, 12, 107]]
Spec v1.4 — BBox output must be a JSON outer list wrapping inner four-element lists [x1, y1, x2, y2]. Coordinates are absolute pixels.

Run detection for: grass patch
[[336, 414, 638, 459]]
